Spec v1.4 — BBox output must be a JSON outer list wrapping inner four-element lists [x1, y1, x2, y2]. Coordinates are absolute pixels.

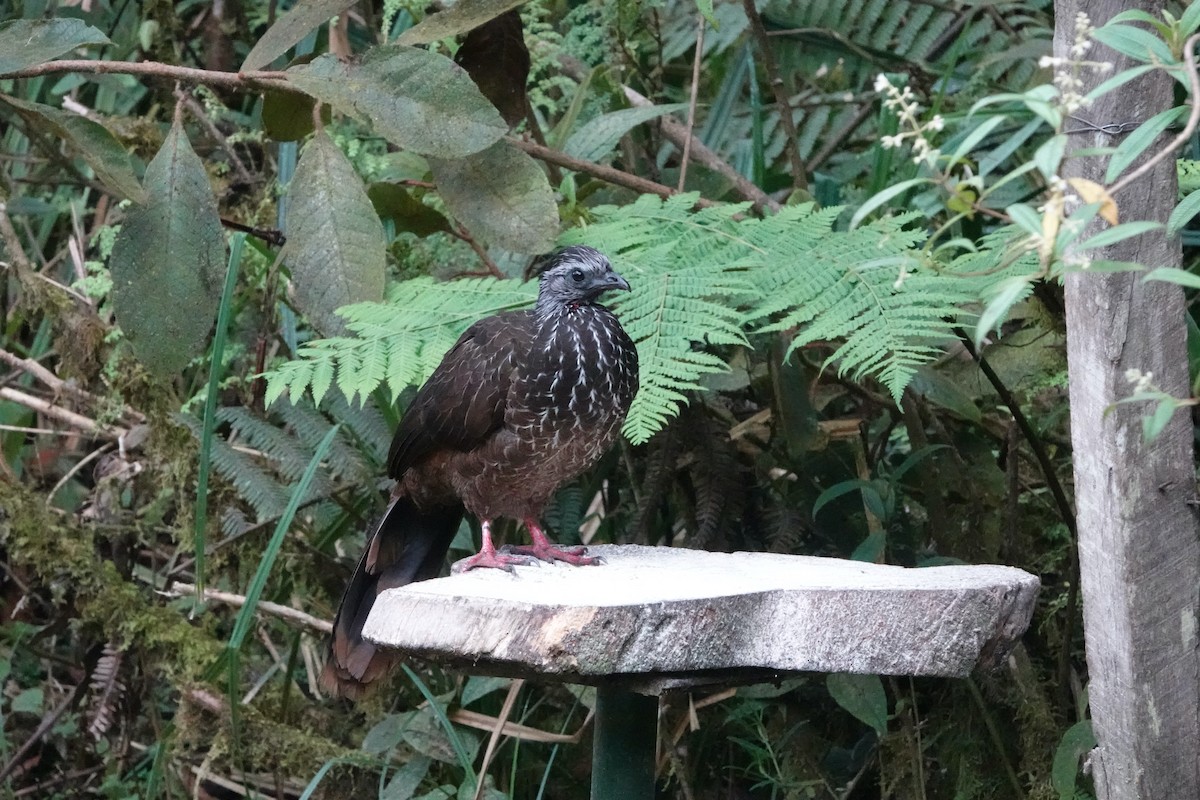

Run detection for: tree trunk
[[1057, 1, 1200, 797]]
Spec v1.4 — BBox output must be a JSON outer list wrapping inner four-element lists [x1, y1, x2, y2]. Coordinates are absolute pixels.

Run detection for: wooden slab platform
[[363, 545, 1039, 693]]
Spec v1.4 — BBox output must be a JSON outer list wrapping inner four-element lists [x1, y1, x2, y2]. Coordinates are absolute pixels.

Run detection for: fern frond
[[263, 277, 537, 407], [87, 643, 125, 741]]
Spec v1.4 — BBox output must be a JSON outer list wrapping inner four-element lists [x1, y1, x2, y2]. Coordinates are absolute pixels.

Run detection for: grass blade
[[193, 232, 246, 606]]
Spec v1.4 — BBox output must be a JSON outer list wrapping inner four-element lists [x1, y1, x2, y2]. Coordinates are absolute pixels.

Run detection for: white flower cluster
[[1037, 13, 1111, 114], [1124, 368, 1156, 394], [874, 74, 943, 167]]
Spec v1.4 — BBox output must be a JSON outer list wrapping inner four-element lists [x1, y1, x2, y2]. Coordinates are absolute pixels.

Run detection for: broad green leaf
[[403, 706, 480, 764], [850, 530, 886, 562], [564, 103, 689, 163], [1032, 134, 1067, 181], [694, 0, 715, 26], [1182, 0, 1200, 37], [287, 46, 506, 158], [1092, 23, 1173, 65], [0, 96, 145, 202], [10, 687, 43, 714], [242, 0, 358, 71], [1052, 720, 1096, 799], [1085, 64, 1155, 102], [848, 178, 932, 229], [0, 19, 109, 74], [949, 114, 1008, 165], [261, 88, 330, 142], [429, 139, 558, 253], [363, 712, 412, 754], [460, 676, 510, 707], [398, 0, 529, 45], [285, 132, 386, 336], [1168, 188, 1200, 236], [1144, 266, 1200, 290], [110, 121, 225, 375], [1105, 106, 1187, 184], [1005, 203, 1042, 237], [975, 275, 1032, 347], [1077, 220, 1163, 251], [826, 673, 888, 736], [368, 183, 452, 236], [383, 756, 433, 800]]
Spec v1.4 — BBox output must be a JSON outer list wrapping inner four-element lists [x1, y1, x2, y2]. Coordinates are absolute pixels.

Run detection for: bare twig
[[678, 17, 706, 192], [505, 136, 711, 205], [164, 582, 334, 634], [0, 59, 292, 92], [47, 443, 114, 507], [219, 218, 286, 247], [449, 225, 505, 278], [0, 387, 127, 439], [0, 681, 88, 783], [622, 86, 780, 212], [0, 347, 147, 424], [741, 0, 807, 190], [1106, 33, 1200, 197]]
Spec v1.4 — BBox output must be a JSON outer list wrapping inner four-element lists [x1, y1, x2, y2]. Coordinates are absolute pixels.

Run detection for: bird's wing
[[387, 310, 533, 479]]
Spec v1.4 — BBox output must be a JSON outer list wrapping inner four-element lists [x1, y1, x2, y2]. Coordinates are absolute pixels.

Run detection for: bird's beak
[[605, 271, 631, 292]]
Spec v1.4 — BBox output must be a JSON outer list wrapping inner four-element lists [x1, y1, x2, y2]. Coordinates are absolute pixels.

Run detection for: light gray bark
[[1057, 1, 1200, 797], [363, 545, 1039, 694]]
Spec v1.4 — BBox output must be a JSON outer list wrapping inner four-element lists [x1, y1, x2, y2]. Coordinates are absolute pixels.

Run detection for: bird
[[323, 245, 639, 698]]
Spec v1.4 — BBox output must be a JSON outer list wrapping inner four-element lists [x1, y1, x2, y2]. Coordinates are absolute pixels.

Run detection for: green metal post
[[591, 687, 657, 800]]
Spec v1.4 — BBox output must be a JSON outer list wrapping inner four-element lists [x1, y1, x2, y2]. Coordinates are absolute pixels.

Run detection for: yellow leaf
[[1068, 177, 1119, 225]]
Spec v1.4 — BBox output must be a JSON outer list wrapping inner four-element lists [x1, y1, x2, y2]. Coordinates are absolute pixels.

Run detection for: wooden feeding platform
[[363, 545, 1040, 798]]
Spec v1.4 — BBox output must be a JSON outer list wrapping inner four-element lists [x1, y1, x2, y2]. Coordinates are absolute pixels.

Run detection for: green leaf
[[399, 0, 529, 45], [461, 676, 510, 707], [1169, 188, 1200, 236], [242, 0, 359, 71], [1052, 720, 1096, 799], [1143, 397, 1179, 441], [110, 120, 226, 376], [975, 275, 1032, 347], [812, 479, 874, 518], [429, 139, 558, 253], [1144, 266, 1200, 290], [1092, 23, 1174, 64], [1077, 221, 1163, 251], [1181, 0, 1200, 37], [284, 132, 386, 336], [383, 756, 433, 800], [849, 178, 932, 229], [563, 103, 689, 163], [261, 89, 330, 142], [0, 18, 109, 74], [826, 673, 888, 736], [1005, 203, 1042, 237], [368, 182, 452, 237], [850, 530, 886, 562], [362, 713, 412, 754], [287, 46, 506, 158], [694, 0, 716, 26], [10, 687, 43, 714], [949, 114, 1008, 165], [0, 96, 145, 202], [1104, 105, 1186, 184], [1085, 64, 1155, 103], [1033, 134, 1067, 181]]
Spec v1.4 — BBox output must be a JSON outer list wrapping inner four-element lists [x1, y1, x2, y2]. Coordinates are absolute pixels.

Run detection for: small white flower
[[874, 73, 891, 93], [927, 115, 945, 132]]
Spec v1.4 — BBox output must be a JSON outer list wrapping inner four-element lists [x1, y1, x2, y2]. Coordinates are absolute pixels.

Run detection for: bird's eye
[[570, 269, 585, 282]]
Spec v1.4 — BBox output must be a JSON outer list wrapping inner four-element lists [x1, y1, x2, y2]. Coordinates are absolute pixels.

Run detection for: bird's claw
[[451, 550, 539, 574], [501, 543, 601, 567]]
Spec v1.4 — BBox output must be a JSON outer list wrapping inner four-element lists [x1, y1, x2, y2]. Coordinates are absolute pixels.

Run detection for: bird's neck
[[534, 297, 594, 321]]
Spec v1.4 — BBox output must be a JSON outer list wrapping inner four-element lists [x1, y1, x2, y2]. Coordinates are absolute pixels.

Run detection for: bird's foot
[[501, 542, 601, 567], [451, 549, 538, 574]]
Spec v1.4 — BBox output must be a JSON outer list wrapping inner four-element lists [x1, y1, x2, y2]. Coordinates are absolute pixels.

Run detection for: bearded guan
[[323, 246, 639, 698]]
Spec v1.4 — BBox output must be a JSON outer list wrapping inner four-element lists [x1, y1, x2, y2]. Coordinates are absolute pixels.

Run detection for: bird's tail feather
[[322, 494, 462, 699]]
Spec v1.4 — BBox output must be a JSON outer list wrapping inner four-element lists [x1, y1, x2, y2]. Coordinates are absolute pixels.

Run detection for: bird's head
[[535, 246, 631, 316]]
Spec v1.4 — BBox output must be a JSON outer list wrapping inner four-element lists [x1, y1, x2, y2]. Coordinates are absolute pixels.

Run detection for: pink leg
[[451, 519, 538, 574], [501, 519, 601, 566]]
